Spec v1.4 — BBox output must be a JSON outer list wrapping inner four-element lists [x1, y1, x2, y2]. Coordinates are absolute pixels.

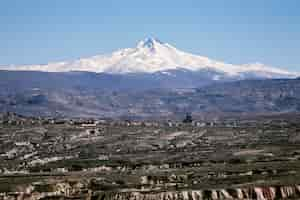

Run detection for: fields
[[1, 114, 300, 199]]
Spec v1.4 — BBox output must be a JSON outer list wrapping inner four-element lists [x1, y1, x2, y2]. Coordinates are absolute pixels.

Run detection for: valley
[[1, 113, 300, 199]]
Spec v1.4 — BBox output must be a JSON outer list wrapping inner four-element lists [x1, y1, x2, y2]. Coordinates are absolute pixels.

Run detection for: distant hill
[[0, 70, 299, 119]]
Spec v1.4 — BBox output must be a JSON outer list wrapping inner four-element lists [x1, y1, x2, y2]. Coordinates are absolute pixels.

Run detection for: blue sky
[[0, 0, 300, 72]]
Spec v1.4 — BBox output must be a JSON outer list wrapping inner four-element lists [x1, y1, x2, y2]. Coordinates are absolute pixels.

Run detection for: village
[[0, 113, 300, 199]]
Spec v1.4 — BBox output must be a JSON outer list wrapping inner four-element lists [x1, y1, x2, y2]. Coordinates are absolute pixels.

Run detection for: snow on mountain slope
[[1, 38, 298, 78]]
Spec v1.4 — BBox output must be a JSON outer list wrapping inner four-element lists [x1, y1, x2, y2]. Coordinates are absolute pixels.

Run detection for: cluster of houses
[[0, 112, 248, 128]]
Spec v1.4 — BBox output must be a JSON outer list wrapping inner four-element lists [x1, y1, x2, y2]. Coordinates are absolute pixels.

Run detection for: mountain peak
[[137, 37, 164, 49], [1, 38, 298, 78]]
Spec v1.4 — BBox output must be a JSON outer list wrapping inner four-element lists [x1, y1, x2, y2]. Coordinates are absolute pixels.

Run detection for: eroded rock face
[[97, 186, 300, 200], [1, 183, 300, 200]]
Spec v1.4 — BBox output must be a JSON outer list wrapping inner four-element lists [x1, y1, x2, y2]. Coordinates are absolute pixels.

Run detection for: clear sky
[[0, 0, 300, 72]]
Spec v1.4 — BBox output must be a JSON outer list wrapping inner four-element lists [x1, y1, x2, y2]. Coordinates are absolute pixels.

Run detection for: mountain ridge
[[1, 38, 298, 79]]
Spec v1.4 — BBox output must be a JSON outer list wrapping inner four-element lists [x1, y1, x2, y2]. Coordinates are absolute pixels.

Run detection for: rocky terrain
[[0, 74, 300, 118], [1, 113, 300, 199]]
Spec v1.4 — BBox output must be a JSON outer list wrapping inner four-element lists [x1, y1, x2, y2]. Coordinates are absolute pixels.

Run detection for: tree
[[183, 113, 193, 123]]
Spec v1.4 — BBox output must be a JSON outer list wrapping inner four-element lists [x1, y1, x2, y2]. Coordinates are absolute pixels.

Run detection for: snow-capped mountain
[[1, 38, 298, 78]]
